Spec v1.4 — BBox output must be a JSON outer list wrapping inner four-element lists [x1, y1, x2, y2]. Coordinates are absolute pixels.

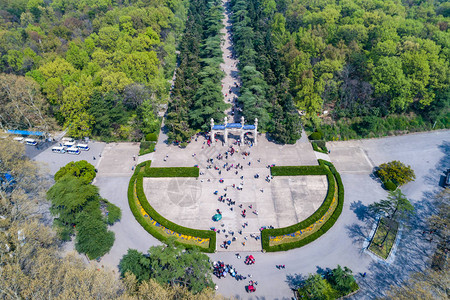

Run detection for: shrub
[[54, 160, 96, 184], [377, 160, 416, 186], [312, 141, 328, 154], [309, 131, 323, 140], [384, 181, 397, 191], [146, 132, 158, 141], [139, 141, 156, 155]]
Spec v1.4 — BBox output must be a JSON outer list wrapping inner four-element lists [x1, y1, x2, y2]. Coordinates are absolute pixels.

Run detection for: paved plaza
[[144, 174, 327, 251], [29, 127, 449, 299]]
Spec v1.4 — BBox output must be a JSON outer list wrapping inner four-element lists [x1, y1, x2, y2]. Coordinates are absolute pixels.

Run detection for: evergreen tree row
[[166, 0, 228, 144], [230, 0, 302, 144]]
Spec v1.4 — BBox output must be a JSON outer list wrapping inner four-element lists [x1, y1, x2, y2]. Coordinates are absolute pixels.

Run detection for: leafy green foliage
[[47, 164, 121, 258], [230, 0, 302, 143], [271, 165, 328, 176], [145, 133, 158, 142], [298, 266, 359, 299], [139, 141, 156, 156], [326, 265, 356, 295], [267, 0, 449, 139], [75, 211, 115, 259], [377, 161, 416, 186], [309, 131, 323, 141], [119, 249, 151, 282], [369, 189, 415, 222], [120, 242, 213, 293], [54, 160, 96, 184], [47, 176, 99, 236], [144, 167, 200, 178], [0, 0, 187, 139], [298, 274, 335, 300], [147, 241, 213, 293], [166, 0, 226, 142], [384, 181, 398, 191], [105, 201, 121, 225]]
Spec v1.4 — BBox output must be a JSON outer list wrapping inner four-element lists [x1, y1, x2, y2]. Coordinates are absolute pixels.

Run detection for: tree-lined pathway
[[220, 0, 241, 121]]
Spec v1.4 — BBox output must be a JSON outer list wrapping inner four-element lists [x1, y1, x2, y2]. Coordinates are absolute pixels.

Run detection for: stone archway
[[210, 116, 258, 145]]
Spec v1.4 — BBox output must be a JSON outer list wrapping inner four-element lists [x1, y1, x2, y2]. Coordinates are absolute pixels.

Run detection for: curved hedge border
[[262, 160, 344, 252], [128, 161, 216, 252]]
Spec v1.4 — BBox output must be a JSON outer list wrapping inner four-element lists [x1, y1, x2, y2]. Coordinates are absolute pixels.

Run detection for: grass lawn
[[368, 217, 399, 259]]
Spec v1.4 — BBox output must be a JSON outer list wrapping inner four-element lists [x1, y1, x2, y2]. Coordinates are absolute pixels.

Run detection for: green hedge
[[143, 166, 199, 177], [271, 165, 328, 176], [262, 160, 344, 252], [312, 141, 329, 154], [128, 162, 215, 253]]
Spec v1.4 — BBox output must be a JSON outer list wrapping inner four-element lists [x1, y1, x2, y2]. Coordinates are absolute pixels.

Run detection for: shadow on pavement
[[350, 200, 370, 221], [349, 141, 449, 299], [285, 273, 306, 290]]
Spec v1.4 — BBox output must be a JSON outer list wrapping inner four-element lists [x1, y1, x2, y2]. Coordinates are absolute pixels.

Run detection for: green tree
[[66, 42, 89, 69], [371, 56, 412, 112], [369, 189, 414, 247], [326, 265, 355, 295], [47, 176, 98, 239], [75, 211, 115, 259], [298, 274, 334, 300], [190, 80, 228, 130], [376, 160, 416, 185], [147, 240, 213, 294], [119, 249, 151, 282], [370, 189, 415, 221], [54, 160, 96, 184]]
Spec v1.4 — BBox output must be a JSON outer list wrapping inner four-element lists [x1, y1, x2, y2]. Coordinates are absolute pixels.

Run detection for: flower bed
[[262, 160, 344, 252], [128, 161, 215, 252]]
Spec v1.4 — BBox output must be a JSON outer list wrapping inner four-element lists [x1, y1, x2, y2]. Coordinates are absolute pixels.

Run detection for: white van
[[66, 147, 80, 155], [63, 141, 76, 148], [76, 143, 90, 151], [61, 137, 74, 142], [24, 138, 37, 146], [52, 146, 66, 153], [13, 137, 24, 142]]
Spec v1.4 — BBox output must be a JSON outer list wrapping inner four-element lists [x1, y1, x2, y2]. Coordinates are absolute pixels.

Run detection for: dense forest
[[165, 0, 229, 144], [0, 0, 187, 140], [267, 0, 449, 139], [230, 0, 303, 144]]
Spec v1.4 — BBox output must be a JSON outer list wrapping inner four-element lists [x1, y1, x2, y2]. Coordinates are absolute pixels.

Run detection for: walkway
[[220, 0, 241, 121]]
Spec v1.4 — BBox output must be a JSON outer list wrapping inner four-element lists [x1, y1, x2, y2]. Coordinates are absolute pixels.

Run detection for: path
[[220, 0, 241, 121]]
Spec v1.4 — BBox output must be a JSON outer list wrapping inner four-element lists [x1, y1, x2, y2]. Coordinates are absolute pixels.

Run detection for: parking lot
[[31, 140, 106, 176]]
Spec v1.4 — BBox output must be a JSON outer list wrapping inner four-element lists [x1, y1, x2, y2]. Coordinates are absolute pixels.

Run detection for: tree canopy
[[0, 0, 188, 140], [377, 160, 416, 186], [119, 241, 214, 294], [54, 160, 96, 184]]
